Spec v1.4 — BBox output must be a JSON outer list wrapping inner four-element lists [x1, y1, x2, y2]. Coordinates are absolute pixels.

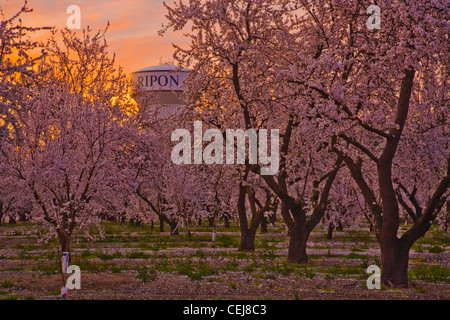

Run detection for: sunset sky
[[1, 0, 188, 75]]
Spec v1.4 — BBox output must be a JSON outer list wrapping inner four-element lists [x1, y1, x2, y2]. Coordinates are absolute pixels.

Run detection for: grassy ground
[[0, 221, 448, 300]]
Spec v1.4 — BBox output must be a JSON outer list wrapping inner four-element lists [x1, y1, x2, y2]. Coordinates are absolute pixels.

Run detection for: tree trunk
[[287, 216, 309, 263], [60, 237, 71, 255], [445, 161, 450, 232], [239, 228, 257, 251], [260, 216, 268, 233], [8, 214, 16, 224], [444, 200, 449, 232], [237, 168, 257, 251], [377, 68, 415, 288], [224, 215, 230, 229], [186, 223, 191, 238], [159, 215, 164, 232], [17, 211, 29, 222], [380, 240, 410, 288], [0, 202, 3, 226], [269, 211, 277, 225], [326, 223, 334, 240], [170, 222, 179, 235]]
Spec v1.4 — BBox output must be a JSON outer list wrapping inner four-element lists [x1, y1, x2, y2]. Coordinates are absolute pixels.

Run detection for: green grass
[[0, 295, 19, 300], [47, 288, 62, 296], [415, 230, 450, 246], [111, 266, 123, 273], [265, 262, 294, 277], [243, 261, 259, 273], [125, 251, 151, 259], [31, 263, 59, 275], [412, 243, 424, 252], [176, 260, 217, 280], [409, 265, 450, 283], [293, 266, 316, 279], [213, 234, 239, 248], [1, 219, 449, 298], [333, 231, 374, 243], [77, 259, 119, 273], [428, 246, 445, 254], [323, 265, 366, 276], [346, 253, 368, 259], [229, 282, 237, 290], [1, 281, 14, 288], [136, 267, 157, 282]]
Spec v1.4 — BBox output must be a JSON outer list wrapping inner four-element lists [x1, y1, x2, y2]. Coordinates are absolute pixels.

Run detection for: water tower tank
[[131, 64, 190, 120]]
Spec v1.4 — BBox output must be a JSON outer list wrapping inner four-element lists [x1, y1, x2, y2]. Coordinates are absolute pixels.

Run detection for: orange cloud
[[1, 0, 190, 75]]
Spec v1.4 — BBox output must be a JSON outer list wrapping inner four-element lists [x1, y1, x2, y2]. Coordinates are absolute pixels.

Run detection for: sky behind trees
[[1, 0, 185, 74]]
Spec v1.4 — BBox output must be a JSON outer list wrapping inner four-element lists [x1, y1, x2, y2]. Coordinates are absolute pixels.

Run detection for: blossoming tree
[[1, 25, 132, 253], [290, 0, 449, 287], [161, 0, 346, 262]]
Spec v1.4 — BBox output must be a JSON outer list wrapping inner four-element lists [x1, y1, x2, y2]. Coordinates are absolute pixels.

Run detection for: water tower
[[131, 64, 190, 120]]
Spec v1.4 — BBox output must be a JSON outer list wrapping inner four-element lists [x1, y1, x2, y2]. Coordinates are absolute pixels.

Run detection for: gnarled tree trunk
[[287, 217, 309, 263], [380, 239, 410, 288]]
